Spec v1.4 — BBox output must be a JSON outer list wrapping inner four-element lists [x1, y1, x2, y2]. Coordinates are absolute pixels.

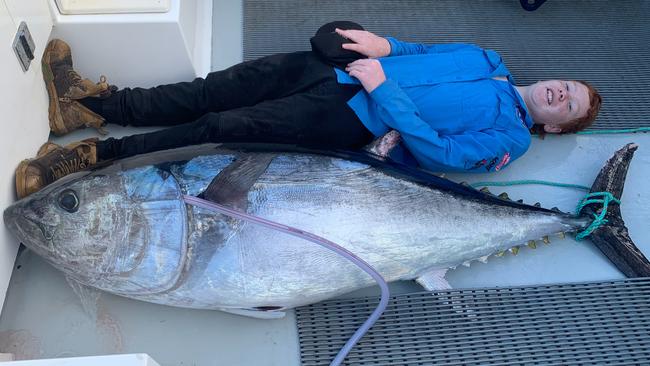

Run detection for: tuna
[[4, 142, 649, 318]]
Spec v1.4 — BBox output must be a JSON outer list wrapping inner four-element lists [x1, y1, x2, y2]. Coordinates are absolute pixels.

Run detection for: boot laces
[[50, 157, 88, 180], [66, 69, 83, 86], [63, 70, 109, 96]]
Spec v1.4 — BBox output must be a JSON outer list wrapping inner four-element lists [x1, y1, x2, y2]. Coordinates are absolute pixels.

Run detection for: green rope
[[469, 180, 620, 241], [528, 127, 643, 235], [531, 127, 650, 138], [574, 192, 621, 240], [471, 180, 590, 191], [576, 127, 650, 135], [470, 125, 641, 240]]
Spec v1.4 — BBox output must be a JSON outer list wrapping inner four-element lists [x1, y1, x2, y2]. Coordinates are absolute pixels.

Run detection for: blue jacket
[[334, 38, 534, 173]]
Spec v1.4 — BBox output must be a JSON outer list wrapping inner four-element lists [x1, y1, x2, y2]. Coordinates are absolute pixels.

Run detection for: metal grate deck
[[296, 278, 650, 365], [244, 0, 650, 131]]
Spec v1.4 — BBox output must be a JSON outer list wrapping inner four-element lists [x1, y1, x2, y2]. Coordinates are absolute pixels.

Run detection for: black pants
[[96, 51, 373, 161]]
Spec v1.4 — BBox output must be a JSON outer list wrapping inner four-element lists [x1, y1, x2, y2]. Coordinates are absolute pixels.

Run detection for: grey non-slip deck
[[296, 278, 650, 365], [244, 0, 650, 131]]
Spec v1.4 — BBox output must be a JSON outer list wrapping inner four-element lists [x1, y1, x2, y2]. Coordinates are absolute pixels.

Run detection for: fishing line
[[182, 195, 389, 366]]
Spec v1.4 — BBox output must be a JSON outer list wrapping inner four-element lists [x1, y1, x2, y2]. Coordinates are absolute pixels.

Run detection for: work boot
[[50, 100, 107, 136], [15, 138, 98, 199], [42, 39, 112, 136]]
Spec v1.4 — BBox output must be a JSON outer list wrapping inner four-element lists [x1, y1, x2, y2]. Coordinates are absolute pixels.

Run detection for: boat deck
[[1, 1, 649, 364]]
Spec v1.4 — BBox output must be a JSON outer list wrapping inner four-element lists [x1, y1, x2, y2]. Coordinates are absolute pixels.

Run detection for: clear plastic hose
[[182, 195, 389, 366]]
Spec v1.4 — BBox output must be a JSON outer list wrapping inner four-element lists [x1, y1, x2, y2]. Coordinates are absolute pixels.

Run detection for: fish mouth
[[4, 204, 26, 239], [3, 204, 55, 253], [26, 216, 57, 242]]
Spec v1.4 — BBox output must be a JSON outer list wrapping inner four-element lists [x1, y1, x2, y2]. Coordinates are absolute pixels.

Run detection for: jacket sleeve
[[370, 79, 527, 172], [386, 37, 480, 56]]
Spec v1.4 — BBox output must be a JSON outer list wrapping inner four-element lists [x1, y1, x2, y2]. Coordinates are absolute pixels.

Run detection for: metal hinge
[[13, 21, 36, 72]]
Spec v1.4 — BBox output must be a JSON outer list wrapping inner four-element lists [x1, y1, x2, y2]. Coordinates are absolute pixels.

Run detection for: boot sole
[[42, 40, 69, 136]]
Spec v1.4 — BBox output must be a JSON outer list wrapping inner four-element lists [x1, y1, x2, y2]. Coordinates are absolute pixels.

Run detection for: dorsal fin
[[198, 153, 275, 211]]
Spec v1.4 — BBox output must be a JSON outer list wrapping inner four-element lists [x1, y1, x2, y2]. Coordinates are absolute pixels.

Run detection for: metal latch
[[13, 22, 36, 72]]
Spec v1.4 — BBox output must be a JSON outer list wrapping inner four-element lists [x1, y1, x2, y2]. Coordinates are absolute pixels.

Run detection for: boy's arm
[[385, 37, 481, 56], [370, 80, 527, 172], [334, 29, 480, 58]]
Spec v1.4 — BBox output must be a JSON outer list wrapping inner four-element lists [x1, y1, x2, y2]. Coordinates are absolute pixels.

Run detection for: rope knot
[[575, 192, 621, 240]]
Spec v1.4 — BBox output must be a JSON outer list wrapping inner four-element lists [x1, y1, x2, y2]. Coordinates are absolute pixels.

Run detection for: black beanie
[[310, 21, 366, 69]]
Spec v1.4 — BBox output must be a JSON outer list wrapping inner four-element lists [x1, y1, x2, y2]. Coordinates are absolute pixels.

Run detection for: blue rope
[[574, 192, 621, 240]]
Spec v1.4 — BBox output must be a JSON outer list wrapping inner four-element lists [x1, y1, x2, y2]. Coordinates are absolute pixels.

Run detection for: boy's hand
[[335, 29, 391, 58], [345, 59, 386, 93]]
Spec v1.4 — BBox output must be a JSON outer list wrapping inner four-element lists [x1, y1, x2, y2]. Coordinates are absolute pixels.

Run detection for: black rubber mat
[[296, 278, 650, 365], [244, 0, 650, 131]]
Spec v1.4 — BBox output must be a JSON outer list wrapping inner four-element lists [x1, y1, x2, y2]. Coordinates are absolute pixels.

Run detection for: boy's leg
[[95, 51, 336, 127], [97, 83, 371, 160], [16, 82, 372, 197]]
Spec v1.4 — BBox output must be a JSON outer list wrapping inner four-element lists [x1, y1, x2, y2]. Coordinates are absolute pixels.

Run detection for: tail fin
[[586, 143, 650, 277]]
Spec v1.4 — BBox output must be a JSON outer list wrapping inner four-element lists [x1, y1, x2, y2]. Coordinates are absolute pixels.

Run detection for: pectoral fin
[[199, 153, 275, 211], [65, 275, 102, 318], [415, 268, 451, 291]]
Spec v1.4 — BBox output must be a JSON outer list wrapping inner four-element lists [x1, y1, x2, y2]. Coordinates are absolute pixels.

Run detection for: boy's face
[[525, 80, 591, 133]]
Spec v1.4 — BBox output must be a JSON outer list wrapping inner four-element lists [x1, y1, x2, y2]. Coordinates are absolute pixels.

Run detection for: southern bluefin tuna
[[4, 143, 649, 318]]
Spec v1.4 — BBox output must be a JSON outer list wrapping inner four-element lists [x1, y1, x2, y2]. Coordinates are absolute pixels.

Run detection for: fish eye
[[58, 189, 79, 213]]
